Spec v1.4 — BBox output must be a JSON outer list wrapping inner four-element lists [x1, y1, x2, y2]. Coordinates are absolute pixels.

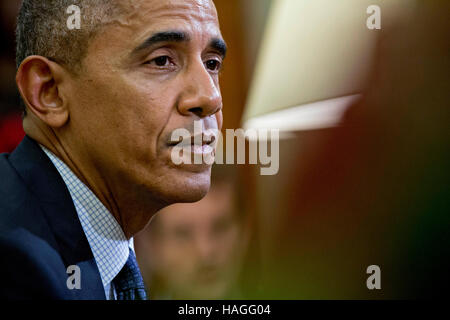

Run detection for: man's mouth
[[168, 132, 217, 155]]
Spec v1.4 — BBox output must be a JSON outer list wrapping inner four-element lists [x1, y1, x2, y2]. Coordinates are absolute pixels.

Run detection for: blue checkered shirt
[[40, 146, 134, 300]]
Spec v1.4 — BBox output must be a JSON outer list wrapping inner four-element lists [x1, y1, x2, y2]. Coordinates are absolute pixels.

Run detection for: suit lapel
[[10, 136, 106, 299]]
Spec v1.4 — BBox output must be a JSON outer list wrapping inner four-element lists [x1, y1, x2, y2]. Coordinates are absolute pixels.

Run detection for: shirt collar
[[40, 145, 133, 288]]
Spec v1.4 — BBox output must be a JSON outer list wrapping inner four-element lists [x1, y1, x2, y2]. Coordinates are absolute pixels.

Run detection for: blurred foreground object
[[242, 0, 449, 298], [243, 0, 411, 133]]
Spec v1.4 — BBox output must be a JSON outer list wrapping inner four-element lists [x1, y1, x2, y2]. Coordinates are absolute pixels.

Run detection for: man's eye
[[205, 59, 222, 72], [148, 56, 171, 67]]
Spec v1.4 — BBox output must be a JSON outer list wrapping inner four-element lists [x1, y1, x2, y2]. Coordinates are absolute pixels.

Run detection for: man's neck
[[24, 116, 163, 238]]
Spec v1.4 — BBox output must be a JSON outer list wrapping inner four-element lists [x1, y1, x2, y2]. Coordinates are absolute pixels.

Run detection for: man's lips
[[167, 132, 217, 148]]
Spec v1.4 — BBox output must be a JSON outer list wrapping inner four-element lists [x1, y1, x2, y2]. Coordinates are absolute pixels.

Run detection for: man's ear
[[16, 56, 70, 128]]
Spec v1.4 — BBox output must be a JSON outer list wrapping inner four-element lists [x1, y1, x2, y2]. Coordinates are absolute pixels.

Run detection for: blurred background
[[0, 1, 24, 153], [1, 0, 449, 299]]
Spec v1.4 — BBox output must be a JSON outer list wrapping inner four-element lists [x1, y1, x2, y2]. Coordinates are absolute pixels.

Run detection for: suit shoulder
[[0, 229, 74, 300], [0, 153, 46, 232], [0, 153, 28, 211]]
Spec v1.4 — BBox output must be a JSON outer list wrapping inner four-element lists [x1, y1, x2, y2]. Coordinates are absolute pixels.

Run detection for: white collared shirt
[[40, 145, 133, 300]]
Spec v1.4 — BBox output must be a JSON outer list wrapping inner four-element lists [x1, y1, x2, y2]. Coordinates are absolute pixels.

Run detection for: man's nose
[[177, 60, 222, 118], [194, 233, 217, 262]]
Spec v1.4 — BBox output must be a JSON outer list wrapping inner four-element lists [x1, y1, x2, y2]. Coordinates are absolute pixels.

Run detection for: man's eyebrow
[[132, 31, 189, 54], [132, 30, 227, 58], [209, 38, 227, 59]]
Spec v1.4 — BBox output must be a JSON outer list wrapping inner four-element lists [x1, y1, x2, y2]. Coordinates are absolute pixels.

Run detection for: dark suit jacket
[[0, 136, 106, 300]]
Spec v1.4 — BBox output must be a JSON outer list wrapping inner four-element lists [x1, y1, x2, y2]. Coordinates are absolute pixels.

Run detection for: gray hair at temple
[[15, 0, 124, 72]]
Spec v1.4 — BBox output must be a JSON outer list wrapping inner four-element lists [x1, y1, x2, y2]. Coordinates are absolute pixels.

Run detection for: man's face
[[149, 183, 242, 299], [65, 0, 224, 204]]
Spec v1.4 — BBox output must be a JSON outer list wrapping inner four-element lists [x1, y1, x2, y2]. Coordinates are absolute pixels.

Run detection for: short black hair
[[15, 0, 123, 70], [15, 0, 124, 114]]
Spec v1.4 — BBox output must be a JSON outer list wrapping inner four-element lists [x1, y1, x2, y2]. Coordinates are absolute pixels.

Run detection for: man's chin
[[167, 187, 209, 204], [160, 168, 212, 204]]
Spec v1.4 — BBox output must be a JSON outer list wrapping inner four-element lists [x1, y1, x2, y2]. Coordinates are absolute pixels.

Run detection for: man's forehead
[[120, 0, 218, 23], [87, 0, 222, 64], [111, 0, 222, 49], [160, 197, 232, 227]]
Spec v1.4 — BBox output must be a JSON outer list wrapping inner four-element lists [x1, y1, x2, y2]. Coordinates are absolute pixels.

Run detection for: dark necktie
[[113, 248, 147, 300]]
